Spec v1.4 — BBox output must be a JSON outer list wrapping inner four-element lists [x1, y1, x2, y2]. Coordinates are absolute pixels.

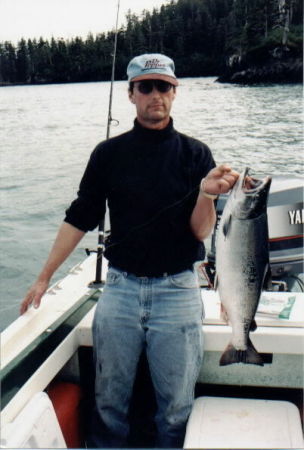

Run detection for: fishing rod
[[91, 0, 120, 286], [106, 0, 120, 139]]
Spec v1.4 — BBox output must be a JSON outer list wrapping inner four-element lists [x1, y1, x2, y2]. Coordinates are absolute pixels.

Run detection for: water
[[0, 78, 302, 331]]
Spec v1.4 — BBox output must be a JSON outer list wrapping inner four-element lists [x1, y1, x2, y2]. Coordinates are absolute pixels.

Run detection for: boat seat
[[184, 396, 304, 449]]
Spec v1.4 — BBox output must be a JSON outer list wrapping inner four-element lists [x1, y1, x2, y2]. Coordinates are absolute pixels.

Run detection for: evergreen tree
[[16, 39, 29, 82], [0, 0, 302, 85]]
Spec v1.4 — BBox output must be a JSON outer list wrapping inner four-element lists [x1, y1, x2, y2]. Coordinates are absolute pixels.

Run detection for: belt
[[109, 264, 193, 278], [132, 271, 170, 278]]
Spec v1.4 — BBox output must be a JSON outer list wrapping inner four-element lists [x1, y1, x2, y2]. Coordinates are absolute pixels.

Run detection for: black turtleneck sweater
[[64, 119, 215, 276]]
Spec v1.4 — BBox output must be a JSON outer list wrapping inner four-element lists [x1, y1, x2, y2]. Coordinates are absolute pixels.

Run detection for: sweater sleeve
[[192, 140, 216, 188], [64, 143, 107, 232]]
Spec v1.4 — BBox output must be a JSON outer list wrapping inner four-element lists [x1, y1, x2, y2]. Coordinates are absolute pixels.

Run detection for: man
[[21, 53, 238, 447]]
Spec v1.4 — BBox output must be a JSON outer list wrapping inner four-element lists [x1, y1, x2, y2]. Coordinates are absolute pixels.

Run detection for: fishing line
[[102, 183, 202, 253]]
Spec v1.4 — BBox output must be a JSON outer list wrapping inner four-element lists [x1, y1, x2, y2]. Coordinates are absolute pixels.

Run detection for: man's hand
[[190, 164, 239, 241], [20, 279, 49, 314], [201, 164, 239, 196], [19, 222, 85, 315]]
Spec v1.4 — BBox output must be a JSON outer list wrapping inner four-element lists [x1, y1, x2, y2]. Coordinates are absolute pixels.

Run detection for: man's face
[[129, 79, 176, 129]]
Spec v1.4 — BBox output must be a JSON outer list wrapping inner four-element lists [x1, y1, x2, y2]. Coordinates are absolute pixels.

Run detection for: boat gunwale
[[0, 290, 99, 411]]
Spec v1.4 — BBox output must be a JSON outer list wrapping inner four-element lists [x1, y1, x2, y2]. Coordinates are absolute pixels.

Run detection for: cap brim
[[131, 73, 179, 86]]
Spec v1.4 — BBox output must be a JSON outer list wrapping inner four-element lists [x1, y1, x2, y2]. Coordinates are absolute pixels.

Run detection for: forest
[[0, 0, 302, 85]]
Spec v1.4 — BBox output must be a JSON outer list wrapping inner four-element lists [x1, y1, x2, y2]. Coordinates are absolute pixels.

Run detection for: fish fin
[[263, 263, 272, 290], [219, 339, 264, 366], [250, 319, 257, 332], [222, 214, 232, 238], [220, 303, 229, 323]]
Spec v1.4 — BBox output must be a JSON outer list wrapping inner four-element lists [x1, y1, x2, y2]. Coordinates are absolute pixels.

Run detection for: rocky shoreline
[[217, 57, 302, 85], [1, 58, 302, 87]]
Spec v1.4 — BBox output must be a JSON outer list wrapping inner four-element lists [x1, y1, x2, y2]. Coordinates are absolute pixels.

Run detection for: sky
[[0, 0, 170, 44]]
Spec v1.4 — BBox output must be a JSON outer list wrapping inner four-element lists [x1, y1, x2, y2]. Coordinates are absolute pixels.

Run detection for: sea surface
[[0, 78, 302, 331]]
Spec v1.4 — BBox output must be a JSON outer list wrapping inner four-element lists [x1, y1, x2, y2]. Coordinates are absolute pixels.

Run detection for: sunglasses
[[136, 80, 174, 95]]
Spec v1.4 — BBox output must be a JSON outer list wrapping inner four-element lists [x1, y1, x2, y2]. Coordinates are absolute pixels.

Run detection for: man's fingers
[[217, 178, 233, 193], [20, 288, 44, 314], [20, 294, 33, 314], [222, 172, 239, 185], [215, 164, 233, 175], [203, 165, 240, 195], [33, 295, 42, 309], [218, 166, 239, 188], [212, 164, 239, 180]]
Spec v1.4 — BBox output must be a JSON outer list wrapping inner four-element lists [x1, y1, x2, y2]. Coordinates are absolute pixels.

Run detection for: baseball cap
[[127, 53, 178, 86]]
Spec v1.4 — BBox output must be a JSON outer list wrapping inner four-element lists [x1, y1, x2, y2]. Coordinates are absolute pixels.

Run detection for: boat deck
[[1, 254, 303, 446]]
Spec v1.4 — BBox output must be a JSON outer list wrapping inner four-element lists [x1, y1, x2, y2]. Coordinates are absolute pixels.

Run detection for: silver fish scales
[[215, 167, 272, 366]]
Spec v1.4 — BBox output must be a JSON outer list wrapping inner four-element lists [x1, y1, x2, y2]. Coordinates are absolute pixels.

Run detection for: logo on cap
[[144, 59, 166, 70]]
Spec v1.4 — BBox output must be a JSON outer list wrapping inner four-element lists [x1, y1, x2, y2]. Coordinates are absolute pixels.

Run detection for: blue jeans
[[91, 266, 203, 448]]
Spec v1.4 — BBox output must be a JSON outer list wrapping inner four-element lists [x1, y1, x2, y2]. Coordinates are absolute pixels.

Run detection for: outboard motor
[[206, 176, 304, 292]]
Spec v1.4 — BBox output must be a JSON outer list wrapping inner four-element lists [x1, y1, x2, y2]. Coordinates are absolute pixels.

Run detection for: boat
[[1, 176, 303, 449]]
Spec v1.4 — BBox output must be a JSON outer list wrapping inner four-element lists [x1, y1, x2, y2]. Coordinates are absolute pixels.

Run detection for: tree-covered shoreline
[[1, 0, 302, 86]]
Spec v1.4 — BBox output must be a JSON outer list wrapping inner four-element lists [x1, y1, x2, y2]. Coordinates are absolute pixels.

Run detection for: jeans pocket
[[169, 269, 198, 289], [106, 268, 123, 285]]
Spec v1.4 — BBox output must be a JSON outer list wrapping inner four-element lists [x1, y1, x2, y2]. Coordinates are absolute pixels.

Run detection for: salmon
[[215, 167, 272, 366]]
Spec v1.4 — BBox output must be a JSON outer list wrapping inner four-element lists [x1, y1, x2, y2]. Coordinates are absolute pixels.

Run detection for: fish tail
[[219, 339, 264, 366]]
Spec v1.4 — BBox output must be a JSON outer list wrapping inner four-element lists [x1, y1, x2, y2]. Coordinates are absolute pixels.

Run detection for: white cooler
[[184, 396, 303, 449]]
